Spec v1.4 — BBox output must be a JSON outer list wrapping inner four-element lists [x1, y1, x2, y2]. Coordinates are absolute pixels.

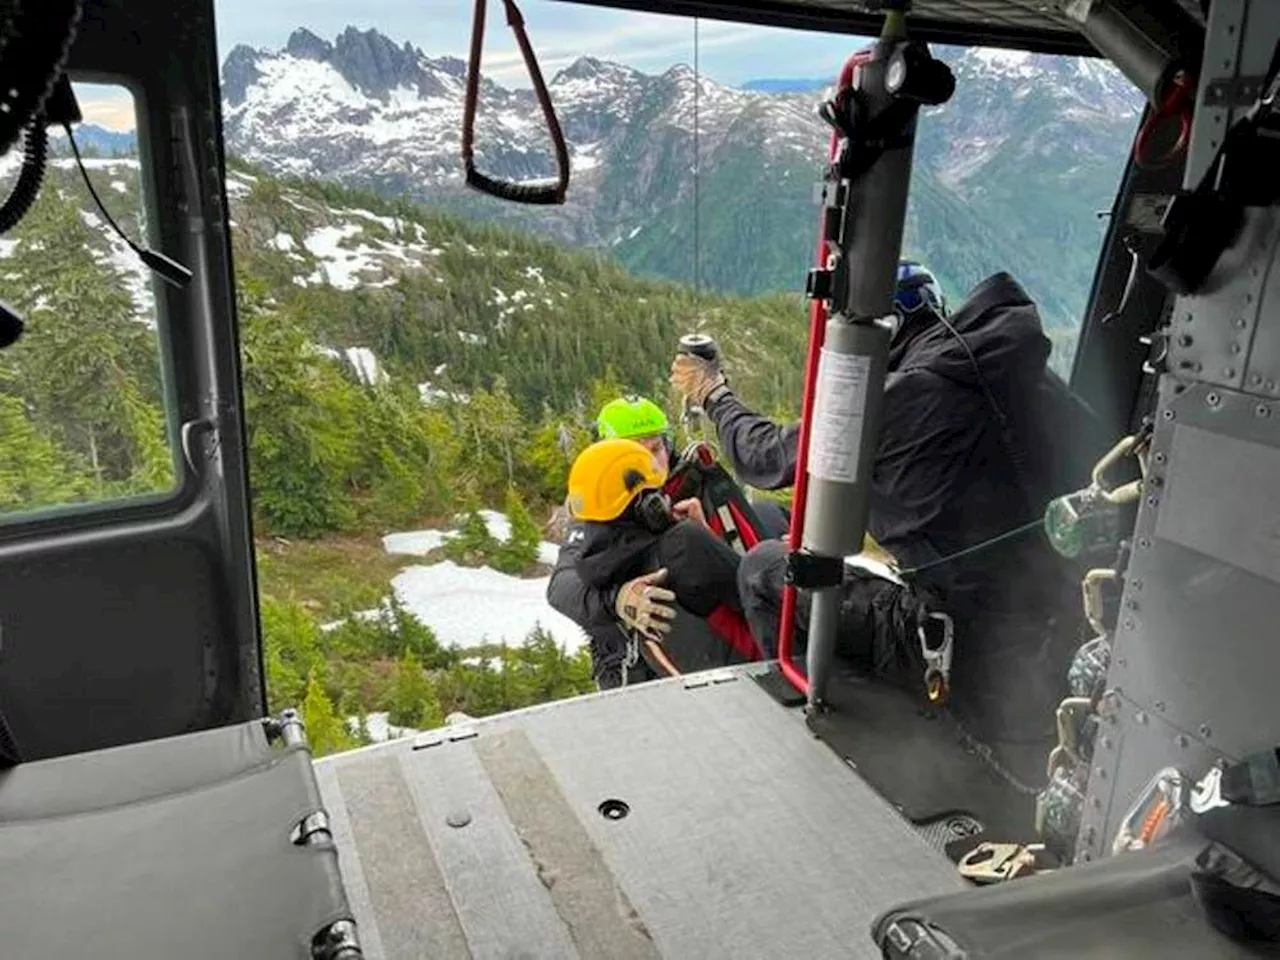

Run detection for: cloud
[[475, 13, 759, 85]]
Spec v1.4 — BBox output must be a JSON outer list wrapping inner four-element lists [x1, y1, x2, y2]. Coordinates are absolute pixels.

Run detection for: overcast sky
[[77, 1, 869, 132], [210, 0, 874, 87]]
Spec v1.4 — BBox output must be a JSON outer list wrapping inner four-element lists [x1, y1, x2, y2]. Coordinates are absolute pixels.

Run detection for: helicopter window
[[0, 83, 178, 522]]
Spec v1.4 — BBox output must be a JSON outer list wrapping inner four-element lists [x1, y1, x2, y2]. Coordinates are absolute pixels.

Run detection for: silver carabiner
[[919, 611, 954, 704]]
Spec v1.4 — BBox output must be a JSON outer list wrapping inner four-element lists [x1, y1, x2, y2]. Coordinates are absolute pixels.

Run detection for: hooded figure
[[671, 268, 1111, 744]]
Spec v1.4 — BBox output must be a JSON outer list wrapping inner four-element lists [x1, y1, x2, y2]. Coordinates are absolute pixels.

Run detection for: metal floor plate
[[317, 668, 964, 959]]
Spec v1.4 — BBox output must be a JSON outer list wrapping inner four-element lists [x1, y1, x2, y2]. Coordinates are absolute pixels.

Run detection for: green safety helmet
[[595, 395, 670, 441]]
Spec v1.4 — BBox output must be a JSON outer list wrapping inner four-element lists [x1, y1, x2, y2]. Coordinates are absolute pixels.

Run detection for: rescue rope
[[896, 518, 1045, 578]]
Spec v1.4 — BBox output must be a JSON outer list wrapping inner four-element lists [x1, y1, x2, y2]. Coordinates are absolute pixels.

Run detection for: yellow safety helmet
[[566, 438, 668, 522]]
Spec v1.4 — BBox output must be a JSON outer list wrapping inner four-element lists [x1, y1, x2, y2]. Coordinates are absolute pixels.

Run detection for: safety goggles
[[894, 275, 947, 318]]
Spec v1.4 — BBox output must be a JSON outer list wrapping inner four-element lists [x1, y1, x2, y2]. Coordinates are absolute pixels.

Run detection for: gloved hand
[[669, 353, 726, 406], [614, 568, 677, 640], [672, 497, 706, 527]]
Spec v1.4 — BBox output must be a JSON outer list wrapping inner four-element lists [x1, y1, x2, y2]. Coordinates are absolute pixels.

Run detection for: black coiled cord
[[0, 121, 47, 235]]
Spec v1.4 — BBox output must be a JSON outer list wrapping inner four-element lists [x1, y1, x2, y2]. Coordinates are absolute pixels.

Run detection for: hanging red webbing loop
[[461, 0, 570, 205]]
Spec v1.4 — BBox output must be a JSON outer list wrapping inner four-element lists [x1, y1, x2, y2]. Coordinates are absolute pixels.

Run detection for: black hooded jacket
[[707, 273, 1111, 620]]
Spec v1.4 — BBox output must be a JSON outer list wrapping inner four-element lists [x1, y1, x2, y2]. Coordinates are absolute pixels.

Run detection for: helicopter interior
[[0, 0, 1277, 957]]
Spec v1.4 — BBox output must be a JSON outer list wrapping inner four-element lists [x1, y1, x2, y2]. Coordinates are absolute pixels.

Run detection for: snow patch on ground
[[383, 509, 559, 566], [417, 382, 471, 406], [347, 711, 420, 744], [391, 561, 584, 653], [379, 511, 575, 650], [345, 346, 387, 386]]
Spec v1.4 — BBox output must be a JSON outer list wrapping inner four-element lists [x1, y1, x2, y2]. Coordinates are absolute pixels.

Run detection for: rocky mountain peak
[[285, 27, 334, 62], [221, 45, 264, 106]]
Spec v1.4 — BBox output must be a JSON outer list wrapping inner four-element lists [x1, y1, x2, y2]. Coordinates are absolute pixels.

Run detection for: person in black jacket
[[670, 266, 1112, 743], [554, 437, 759, 684]]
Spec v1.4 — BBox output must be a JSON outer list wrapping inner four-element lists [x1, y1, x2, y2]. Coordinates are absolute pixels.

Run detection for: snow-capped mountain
[[222, 27, 1142, 329]]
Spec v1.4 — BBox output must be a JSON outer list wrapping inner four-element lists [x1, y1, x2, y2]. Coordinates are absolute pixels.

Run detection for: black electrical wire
[[63, 121, 191, 289], [0, 121, 48, 235]]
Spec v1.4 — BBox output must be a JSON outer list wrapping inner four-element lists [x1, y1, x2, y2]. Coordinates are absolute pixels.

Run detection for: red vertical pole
[[776, 54, 863, 696]]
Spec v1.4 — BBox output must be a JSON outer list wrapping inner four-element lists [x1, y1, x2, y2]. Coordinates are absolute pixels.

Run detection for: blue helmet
[[894, 261, 947, 318]]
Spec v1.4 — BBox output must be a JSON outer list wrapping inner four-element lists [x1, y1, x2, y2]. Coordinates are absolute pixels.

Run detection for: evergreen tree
[[388, 649, 433, 728], [497, 486, 540, 574], [302, 667, 356, 756], [0, 396, 90, 511]]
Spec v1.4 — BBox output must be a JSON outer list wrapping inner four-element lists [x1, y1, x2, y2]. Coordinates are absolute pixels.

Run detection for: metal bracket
[[805, 268, 835, 302], [412, 728, 479, 750], [958, 842, 1052, 884], [1204, 74, 1267, 109]]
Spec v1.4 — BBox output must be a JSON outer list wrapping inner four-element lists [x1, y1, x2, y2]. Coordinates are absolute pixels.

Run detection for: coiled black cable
[[0, 121, 47, 235]]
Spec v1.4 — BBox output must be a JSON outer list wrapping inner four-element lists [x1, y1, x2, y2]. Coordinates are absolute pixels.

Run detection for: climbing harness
[[462, 0, 569, 205]]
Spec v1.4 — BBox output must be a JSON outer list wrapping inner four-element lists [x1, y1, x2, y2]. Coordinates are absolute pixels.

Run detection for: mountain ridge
[[216, 26, 1141, 344]]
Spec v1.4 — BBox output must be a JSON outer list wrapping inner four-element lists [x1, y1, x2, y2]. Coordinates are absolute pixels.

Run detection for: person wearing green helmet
[[547, 395, 695, 689], [594, 395, 675, 473]]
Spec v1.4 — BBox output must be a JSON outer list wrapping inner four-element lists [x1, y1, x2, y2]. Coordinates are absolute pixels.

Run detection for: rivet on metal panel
[[1132, 578, 1145, 589], [446, 810, 472, 829], [1135, 711, 1148, 725], [1225, 369, 1235, 379], [1154, 700, 1165, 711], [1117, 657, 1128, 668], [1254, 375, 1266, 386], [1175, 734, 1189, 749], [1081, 851, 1093, 862], [1138, 538, 1151, 549], [1269, 381, 1278, 392], [1258, 405, 1271, 418], [1231, 343, 1242, 354], [1163, 409, 1175, 420], [1124, 618, 1136, 630], [1095, 767, 1107, 781], [1235, 319, 1248, 330], [1147, 497, 1158, 507], [1091, 796, 1102, 809], [1101, 736, 1114, 750], [1125, 599, 1139, 611], [1178, 334, 1194, 347], [1083, 825, 1097, 845], [1199, 724, 1212, 739], [1207, 392, 1221, 406]]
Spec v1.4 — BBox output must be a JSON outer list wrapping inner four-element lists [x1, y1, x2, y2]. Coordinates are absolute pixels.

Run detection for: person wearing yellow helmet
[[548, 399, 688, 689], [549, 436, 760, 686]]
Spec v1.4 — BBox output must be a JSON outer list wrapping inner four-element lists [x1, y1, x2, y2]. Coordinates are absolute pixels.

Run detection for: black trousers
[[736, 539, 916, 669], [736, 538, 1077, 743]]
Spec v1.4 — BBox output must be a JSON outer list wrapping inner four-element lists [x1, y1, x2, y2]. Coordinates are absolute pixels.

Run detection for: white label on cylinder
[[809, 348, 870, 484]]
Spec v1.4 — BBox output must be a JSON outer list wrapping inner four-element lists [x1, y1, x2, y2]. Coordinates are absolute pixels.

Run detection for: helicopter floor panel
[[804, 666, 1046, 845], [316, 666, 965, 959]]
